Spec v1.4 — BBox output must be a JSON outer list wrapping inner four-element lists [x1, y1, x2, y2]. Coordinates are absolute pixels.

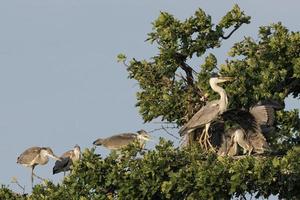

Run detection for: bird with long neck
[[17, 147, 61, 188], [209, 78, 229, 113], [179, 76, 234, 150]]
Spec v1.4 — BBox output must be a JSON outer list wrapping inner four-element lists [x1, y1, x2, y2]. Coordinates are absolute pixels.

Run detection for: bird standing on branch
[[17, 147, 61, 188], [179, 76, 234, 150], [53, 145, 81, 176], [93, 130, 151, 150]]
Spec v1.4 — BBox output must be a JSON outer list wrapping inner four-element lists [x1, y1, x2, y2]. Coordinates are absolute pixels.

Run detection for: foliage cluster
[[1, 141, 300, 199]]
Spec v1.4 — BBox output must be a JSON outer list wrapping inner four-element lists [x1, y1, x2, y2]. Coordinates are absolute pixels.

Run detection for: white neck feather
[[210, 82, 228, 113]]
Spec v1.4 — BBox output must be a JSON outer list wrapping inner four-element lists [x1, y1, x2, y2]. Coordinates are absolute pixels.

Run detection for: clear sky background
[[0, 0, 299, 195]]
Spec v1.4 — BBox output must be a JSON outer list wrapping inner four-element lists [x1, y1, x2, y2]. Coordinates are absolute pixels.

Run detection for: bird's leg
[[225, 134, 236, 156], [203, 132, 208, 151], [31, 167, 34, 189], [204, 123, 215, 152], [198, 128, 206, 149], [234, 129, 253, 155]]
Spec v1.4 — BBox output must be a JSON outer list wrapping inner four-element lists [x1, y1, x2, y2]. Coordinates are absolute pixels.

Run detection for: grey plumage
[[17, 146, 60, 187], [93, 130, 150, 150], [179, 76, 234, 150], [218, 101, 281, 156], [180, 100, 222, 134], [53, 145, 81, 175]]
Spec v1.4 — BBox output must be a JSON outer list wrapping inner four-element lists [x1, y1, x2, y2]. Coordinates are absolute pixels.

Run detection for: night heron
[[179, 76, 234, 150], [17, 146, 61, 187], [53, 145, 81, 175], [93, 130, 151, 150]]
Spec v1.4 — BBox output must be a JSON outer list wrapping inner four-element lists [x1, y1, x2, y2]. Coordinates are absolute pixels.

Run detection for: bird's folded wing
[[110, 133, 137, 139], [179, 102, 220, 135], [53, 157, 72, 174], [61, 150, 74, 158], [17, 147, 41, 164]]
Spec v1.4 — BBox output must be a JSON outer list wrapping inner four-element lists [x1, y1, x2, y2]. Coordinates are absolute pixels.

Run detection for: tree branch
[[221, 23, 241, 40], [174, 52, 204, 98], [176, 54, 195, 86], [149, 125, 180, 140]]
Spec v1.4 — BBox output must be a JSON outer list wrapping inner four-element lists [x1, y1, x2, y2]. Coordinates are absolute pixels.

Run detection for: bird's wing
[[250, 105, 275, 126], [61, 150, 74, 158], [256, 100, 284, 110], [17, 147, 41, 164], [179, 101, 220, 136], [221, 109, 258, 133], [250, 99, 283, 126], [53, 157, 72, 174], [102, 133, 138, 149], [109, 133, 137, 140]]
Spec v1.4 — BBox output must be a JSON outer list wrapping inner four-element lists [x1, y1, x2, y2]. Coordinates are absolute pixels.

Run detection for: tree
[[119, 4, 299, 152], [1, 4, 300, 199]]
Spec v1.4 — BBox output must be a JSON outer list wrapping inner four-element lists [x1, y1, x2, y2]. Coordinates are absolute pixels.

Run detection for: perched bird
[[179, 76, 234, 150], [17, 147, 61, 187], [217, 100, 282, 156], [53, 145, 81, 175], [93, 130, 151, 150]]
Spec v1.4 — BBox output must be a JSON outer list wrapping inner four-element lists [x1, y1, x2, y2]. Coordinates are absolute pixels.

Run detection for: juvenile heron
[[17, 146, 61, 187], [217, 101, 282, 156], [53, 145, 81, 175], [179, 76, 234, 150], [93, 130, 151, 150]]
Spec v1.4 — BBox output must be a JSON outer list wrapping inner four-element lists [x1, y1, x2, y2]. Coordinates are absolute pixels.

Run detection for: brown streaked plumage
[[93, 130, 151, 150], [53, 145, 81, 175], [17, 146, 61, 188]]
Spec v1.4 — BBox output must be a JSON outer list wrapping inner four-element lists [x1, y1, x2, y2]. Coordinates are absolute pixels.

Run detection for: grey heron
[[93, 130, 151, 150], [217, 101, 282, 156], [179, 76, 234, 150], [53, 145, 81, 175], [17, 146, 61, 187]]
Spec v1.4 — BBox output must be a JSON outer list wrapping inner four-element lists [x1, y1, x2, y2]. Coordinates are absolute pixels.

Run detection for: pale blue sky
[[0, 0, 299, 195]]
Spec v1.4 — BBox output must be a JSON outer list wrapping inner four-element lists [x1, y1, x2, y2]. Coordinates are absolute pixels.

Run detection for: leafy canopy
[[120, 5, 299, 152], [1, 4, 300, 200], [2, 141, 300, 199]]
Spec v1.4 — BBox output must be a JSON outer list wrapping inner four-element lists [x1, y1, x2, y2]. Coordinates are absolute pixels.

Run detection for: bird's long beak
[[145, 136, 154, 142], [221, 77, 235, 81], [219, 76, 235, 82], [48, 154, 62, 161]]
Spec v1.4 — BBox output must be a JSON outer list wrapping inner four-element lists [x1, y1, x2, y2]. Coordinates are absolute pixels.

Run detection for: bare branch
[[149, 125, 180, 140], [161, 125, 180, 140], [151, 121, 177, 125], [221, 24, 241, 40], [11, 177, 26, 195]]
